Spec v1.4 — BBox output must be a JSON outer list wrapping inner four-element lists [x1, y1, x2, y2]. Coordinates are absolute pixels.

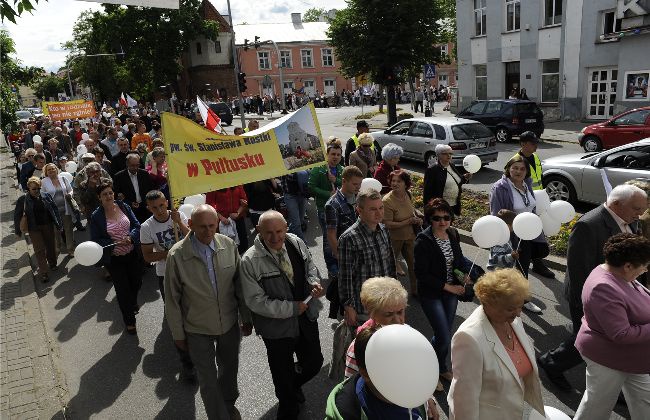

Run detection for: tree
[[0, 0, 42, 24], [31, 74, 66, 100], [328, 0, 447, 124], [303, 7, 326, 22], [0, 29, 42, 132], [63, 0, 218, 102]]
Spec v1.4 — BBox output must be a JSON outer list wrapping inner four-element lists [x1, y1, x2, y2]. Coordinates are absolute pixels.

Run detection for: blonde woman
[[41, 163, 76, 255], [348, 133, 377, 177], [448, 268, 545, 420]]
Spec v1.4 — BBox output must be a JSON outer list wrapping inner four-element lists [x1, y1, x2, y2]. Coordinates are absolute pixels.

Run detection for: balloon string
[[468, 248, 481, 276], [102, 242, 118, 248]]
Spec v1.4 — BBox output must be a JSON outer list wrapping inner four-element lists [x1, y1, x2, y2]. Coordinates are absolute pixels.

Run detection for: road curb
[[456, 227, 568, 271]]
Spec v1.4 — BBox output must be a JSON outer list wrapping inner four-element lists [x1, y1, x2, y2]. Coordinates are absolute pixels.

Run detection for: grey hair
[[126, 153, 141, 163], [381, 143, 403, 160], [435, 144, 452, 155], [84, 161, 102, 172], [607, 184, 647, 206]]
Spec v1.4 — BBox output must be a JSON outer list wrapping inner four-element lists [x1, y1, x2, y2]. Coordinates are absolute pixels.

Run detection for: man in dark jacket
[[112, 153, 155, 223], [110, 138, 131, 176], [537, 184, 647, 390]]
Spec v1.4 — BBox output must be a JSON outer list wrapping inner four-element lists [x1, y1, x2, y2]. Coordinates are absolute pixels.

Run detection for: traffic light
[[238, 72, 247, 92], [254, 36, 260, 49], [244, 39, 249, 51]]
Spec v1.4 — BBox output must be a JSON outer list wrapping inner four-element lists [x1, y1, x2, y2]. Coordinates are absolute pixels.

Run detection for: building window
[[196, 42, 202, 55], [438, 73, 449, 87], [439, 44, 449, 56], [258, 51, 270, 70], [544, 0, 562, 26], [214, 40, 221, 53], [280, 50, 292, 68], [321, 48, 334, 67], [603, 11, 622, 35], [301, 49, 313, 68], [283, 81, 294, 93], [324, 79, 336, 93], [475, 65, 487, 100], [541, 60, 560, 103], [474, 0, 486, 36], [505, 0, 520, 32]]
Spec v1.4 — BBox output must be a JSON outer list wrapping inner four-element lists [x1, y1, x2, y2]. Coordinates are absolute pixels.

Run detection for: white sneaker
[[523, 302, 542, 314]]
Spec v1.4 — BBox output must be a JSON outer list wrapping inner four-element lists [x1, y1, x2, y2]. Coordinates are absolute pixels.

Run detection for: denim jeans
[[419, 292, 459, 373], [318, 209, 338, 276], [284, 193, 306, 240]]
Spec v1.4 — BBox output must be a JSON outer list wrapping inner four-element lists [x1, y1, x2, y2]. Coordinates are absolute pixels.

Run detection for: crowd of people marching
[[7, 101, 650, 420]]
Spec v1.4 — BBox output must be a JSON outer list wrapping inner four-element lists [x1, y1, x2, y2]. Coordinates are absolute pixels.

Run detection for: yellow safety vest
[[352, 134, 375, 151], [514, 152, 543, 190]]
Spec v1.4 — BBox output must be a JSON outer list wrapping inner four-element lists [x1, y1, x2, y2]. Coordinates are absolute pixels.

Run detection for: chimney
[[291, 13, 301, 24]]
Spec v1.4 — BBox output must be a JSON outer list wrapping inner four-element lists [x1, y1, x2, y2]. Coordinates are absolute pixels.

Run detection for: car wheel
[[425, 152, 437, 168], [544, 175, 577, 203], [582, 135, 602, 152], [495, 127, 511, 143]]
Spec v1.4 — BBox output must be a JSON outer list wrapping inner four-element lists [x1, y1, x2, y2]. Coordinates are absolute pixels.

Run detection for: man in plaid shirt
[[324, 166, 364, 318], [338, 189, 396, 327]]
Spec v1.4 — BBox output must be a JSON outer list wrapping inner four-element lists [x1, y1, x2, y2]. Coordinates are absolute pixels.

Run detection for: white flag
[[126, 94, 138, 108]]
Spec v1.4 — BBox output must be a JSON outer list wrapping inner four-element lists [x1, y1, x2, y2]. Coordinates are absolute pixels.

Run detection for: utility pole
[[226, 0, 246, 129], [66, 49, 125, 98]]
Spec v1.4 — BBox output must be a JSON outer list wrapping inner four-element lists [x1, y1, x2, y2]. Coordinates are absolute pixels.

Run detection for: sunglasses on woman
[[431, 215, 451, 222]]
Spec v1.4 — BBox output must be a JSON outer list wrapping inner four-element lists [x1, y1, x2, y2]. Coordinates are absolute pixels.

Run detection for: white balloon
[[512, 212, 543, 241], [547, 200, 575, 224], [534, 190, 551, 215], [360, 178, 383, 193], [529, 405, 572, 420], [81, 132, 90, 141], [32, 134, 42, 143], [74, 241, 103, 266], [462, 154, 482, 174], [499, 220, 511, 245], [76, 145, 87, 156], [365, 324, 438, 408], [540, 211, 562, 236], [184, 194, 206, 207], [472, 215, 510, 248], [178, 203, 195, 219], [65, 161, 78, 173], [60, 172, 73, 184]]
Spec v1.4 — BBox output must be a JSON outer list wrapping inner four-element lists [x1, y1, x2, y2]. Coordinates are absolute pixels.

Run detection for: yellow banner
[[42, 99, 85, 116], [162, 102, 326, 203]]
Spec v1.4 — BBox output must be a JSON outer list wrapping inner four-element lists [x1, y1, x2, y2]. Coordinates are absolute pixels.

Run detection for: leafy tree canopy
[[1, 29, 43, 132], [327, 0, 447, 123], [303, 7, 326, 23], [31, 73, 65, 100], [63, 0, 218, 101], [0, 0, 42, 24]]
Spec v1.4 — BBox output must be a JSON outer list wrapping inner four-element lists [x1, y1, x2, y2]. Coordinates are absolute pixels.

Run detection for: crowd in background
[[6, 100, 650, 420]]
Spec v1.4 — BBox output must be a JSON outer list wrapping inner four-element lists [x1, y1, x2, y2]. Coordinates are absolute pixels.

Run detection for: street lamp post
[[226, 0, 247, 128], [66, 50, 125, 98], [263, 39, 287, 114]]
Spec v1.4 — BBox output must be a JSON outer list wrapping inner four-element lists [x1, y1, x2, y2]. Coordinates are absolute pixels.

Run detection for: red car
[[579, 106, 650, 152]]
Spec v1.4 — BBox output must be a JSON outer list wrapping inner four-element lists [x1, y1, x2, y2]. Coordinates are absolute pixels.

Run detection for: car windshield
[[16, 111, 31, 119], [581, 152, 600, 159], [451, 123, 493, 140]]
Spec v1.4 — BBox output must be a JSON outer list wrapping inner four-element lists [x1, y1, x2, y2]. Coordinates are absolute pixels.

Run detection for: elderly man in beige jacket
[[165, 204, 252, 420]]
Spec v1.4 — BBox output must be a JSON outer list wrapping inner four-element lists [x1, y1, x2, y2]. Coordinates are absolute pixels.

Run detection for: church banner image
[[162, 102, 326, 203]]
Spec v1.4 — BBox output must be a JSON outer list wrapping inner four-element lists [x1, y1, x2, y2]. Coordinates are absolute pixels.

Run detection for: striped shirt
[[435, 237, 454, 283], [107, 212, 133, 256]]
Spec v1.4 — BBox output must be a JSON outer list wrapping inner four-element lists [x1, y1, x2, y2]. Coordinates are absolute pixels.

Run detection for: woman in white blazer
[[41, 163, 76, 255], [448, 268, 545, 420]]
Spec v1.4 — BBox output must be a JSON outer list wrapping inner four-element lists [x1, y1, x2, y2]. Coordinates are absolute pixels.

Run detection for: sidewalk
[[0, 151, 67, 418]]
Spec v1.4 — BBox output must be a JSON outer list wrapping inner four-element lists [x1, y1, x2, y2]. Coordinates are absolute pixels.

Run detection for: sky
[[2, 0, 346, 73]]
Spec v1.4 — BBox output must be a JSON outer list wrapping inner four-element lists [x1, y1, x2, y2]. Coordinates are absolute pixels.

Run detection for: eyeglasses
[[431, 215, 451, 222]]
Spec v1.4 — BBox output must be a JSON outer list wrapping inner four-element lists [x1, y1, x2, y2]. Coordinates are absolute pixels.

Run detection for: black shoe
[[295, 387, 306, 404], [532, 261, 556, 279], [179, 366, 197, 384], [537, 356, 572, 391]]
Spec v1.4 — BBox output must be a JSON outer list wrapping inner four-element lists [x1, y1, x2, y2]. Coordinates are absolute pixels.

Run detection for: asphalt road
[[35, 107, 625, 419]]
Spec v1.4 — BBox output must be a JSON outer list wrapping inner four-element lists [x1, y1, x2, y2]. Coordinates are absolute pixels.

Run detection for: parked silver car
[[542, 138, 650, 204], [370, 117, 498, 167]]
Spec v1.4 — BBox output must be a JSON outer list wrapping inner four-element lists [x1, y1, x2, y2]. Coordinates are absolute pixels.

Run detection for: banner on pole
[[42, 99, 85, 115], [44, 100, 97, 121], [162, 102, 326, 203]]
